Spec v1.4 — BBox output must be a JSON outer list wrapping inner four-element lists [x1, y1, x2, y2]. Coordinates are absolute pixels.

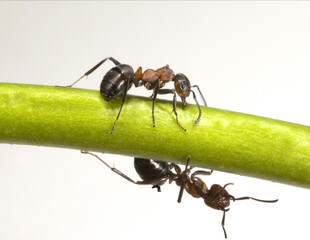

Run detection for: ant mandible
[[81, 151, 278, 238], [59, 57, 207, 133]]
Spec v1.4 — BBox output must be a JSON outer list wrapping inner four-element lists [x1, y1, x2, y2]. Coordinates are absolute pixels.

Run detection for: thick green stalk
[[0, 83, 309, 188]]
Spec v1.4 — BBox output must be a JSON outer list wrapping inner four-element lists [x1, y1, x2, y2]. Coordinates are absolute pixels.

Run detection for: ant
[[80, 150, 212, 192], [177, 158, 278, 238], [59, 57, 207, 133], [81, 151, 278, 238]]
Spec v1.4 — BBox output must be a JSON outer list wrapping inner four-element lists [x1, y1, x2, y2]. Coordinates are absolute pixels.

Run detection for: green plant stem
[[0, 83, 309, 188]]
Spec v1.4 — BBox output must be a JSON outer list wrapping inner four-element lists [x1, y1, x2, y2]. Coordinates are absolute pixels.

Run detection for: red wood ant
[[177, 158, 278, 238], [80, 150, 212, 192], [81, 151, 278, 238], [59, 57, 207, 133]]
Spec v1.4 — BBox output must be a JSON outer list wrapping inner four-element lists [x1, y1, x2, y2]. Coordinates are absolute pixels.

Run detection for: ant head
[[204, 184, 234, 211], [173, 73, 191, 108]]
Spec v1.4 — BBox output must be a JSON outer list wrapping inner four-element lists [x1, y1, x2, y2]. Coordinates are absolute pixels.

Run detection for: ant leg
[[191, 90, 202, 125], [158, 89, 187, 131], [81, 151, 167, 189], [110, 75, 130, 134], [81, 150, 136, 184], [221, 210, 228, 238], [191, 169, 213, 178], [151, 80, 160, 128], [59, 57, 121, 88], [177, 157, 191, 203], [172, 90, 187, 131], [191, 85, 207, 107]]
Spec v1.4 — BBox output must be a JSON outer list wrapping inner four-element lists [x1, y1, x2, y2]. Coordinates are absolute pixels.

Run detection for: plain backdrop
[[0, 2, 309, 240]]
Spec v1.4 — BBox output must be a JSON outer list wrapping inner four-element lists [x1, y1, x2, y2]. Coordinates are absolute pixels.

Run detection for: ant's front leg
[[110, 76, 130, 134], [191, 169, 213, 178], [57, 57, 121, 88], [158, 88, 186, 131]]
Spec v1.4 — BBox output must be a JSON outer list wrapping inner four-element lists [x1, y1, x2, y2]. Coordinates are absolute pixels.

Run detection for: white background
[[0, 2, 309, 240]]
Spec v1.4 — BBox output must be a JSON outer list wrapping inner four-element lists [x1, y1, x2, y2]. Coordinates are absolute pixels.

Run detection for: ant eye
[[180, 81, 186, 90]]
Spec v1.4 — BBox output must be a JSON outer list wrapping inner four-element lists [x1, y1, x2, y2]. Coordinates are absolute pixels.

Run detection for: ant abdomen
[[100, 64, 134, 101], [134, 158, 172, 184]]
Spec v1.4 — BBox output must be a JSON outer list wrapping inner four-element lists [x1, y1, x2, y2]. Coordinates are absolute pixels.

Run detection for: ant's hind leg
[[109, 76, 130, 134], [81, 151, 168, 189], [81, 150, 137, 184], [57, 57, 121, 88]]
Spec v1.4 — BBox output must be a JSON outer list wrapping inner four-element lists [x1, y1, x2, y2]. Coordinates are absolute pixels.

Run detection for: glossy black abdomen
[[134, 158, 171, 182], [100, 64, 134, 101]]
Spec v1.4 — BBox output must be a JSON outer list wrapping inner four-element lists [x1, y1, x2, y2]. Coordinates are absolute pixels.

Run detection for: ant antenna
[[192, 85, 207, 107], [233, 196, 278, 203]]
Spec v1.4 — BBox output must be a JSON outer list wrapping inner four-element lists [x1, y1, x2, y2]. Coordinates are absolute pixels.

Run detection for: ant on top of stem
[[58, 57, 207, 133]]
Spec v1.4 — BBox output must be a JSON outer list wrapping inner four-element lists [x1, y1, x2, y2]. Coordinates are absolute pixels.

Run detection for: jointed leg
[[158, 89, 186, 131], [110, 75, 129, 134], [172, 91, 187, 131], [222, 210, 228, 238], [59, 57, 120, 88], [151, 80, 160, 127], [81, 151, 167, 190], [191, 169, 213, 178], [81, 150, 137, 184], [177, 157, 192, 203]]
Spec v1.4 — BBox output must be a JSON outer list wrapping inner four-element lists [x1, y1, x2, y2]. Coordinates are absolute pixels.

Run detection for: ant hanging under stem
[[58, 57, 207, 133], [80, 150, 212, 192], [177, 158, 278, 238], [81, 151, 278, 238]]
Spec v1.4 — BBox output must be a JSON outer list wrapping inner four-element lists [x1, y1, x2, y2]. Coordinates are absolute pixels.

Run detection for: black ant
[[81, 151, 278, 238], [59, 57, 207, 133]]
